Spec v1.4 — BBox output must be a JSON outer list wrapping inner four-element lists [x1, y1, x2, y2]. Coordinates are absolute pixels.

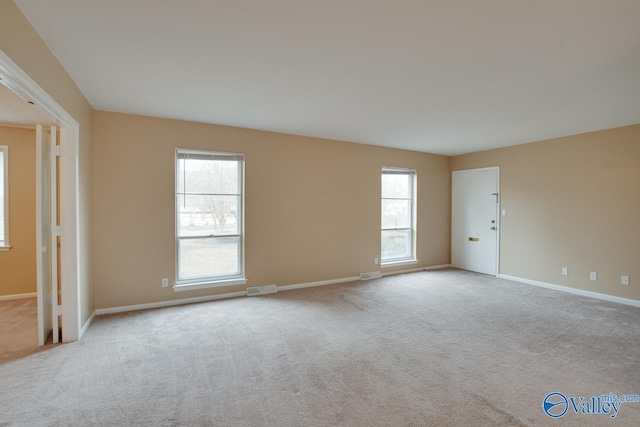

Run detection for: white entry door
[[36, 125, 59, 345], [452, 167, 499, 275]]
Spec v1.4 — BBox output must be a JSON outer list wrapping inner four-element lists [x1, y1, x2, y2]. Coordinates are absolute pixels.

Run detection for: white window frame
[[173, 148, 246, 291], [381, 167, 417, 267], [0, 145, 9, 250]]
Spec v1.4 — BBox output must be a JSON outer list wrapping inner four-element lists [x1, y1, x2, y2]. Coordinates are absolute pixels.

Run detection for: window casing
[[0, 146, 8, 249], [381, 167, 416, 265], [175, 149, 245, 288]]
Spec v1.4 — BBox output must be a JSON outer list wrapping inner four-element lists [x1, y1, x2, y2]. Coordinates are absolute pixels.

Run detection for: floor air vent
[[246, 285, 277, 296], [360, 271, 382, 280]]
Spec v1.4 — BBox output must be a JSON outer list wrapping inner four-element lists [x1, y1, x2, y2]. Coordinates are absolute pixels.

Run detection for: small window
[[381, 167, 416, 265], [175, 149, 245, 289], [0, 146, 8, 248]]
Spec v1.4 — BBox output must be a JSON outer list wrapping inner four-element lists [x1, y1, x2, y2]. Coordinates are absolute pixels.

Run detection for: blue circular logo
[[543, 392, 568, 418]]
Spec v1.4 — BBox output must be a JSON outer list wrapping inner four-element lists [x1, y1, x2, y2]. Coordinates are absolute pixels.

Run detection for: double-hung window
[[381, 167, 416, 265], [175, 149, 245, 289], [0, 145, 8, 249]]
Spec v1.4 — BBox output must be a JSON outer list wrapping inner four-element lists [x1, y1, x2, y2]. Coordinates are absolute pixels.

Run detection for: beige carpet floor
[[0, 298, 54, 364], [1, 269, 639, 426]]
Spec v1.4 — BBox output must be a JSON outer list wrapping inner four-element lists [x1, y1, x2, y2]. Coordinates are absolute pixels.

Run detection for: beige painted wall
[[0, 126, 36, 296], [93, 111, 451, 309], [452, 124, 640, 301], [1, 0, 94, 323]]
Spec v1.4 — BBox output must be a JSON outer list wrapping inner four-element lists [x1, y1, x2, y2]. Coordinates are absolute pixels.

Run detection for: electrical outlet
[[561, 267, 568, 276], [621, 275, 629, 286], [161, 277, 169, 288], [590, 272, 597, 281], [374, 257, 379, 265]]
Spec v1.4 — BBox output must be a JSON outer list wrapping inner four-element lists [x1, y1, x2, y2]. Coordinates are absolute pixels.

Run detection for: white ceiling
[[14, 0, 640, 155]]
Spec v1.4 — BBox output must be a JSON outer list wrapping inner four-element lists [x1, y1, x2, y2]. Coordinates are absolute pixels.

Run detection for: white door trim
[[451, 166, 500, 276], [50, 126, 59, 344], [0, 50, 81, 342], [35, 124, 52, 346]]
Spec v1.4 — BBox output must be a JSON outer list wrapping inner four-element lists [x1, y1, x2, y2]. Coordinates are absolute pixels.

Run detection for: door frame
[[451, 166, 500, 276], [0, 50, 81, 342]]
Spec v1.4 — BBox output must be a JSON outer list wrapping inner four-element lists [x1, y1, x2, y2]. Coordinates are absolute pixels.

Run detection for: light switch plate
[[621, 275, 629, 285], [562, 267, 568, 276], [590, 272, 597, 281]]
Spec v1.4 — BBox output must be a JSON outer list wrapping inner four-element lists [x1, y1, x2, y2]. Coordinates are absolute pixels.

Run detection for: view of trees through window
[[176, 152, 243, 281], [381, 169, 415, 262]]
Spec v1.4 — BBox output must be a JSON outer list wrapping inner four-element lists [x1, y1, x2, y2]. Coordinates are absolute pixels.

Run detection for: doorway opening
[[0, 122, 41, 362], [0, 50, 81, 355]]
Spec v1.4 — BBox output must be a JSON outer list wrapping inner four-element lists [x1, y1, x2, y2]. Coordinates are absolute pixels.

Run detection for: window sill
[[381, 259, 418, 268], [173, 278, 247, 292], [0, 246, 11, 252]]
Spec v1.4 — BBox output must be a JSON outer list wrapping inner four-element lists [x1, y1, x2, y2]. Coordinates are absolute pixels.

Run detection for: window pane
[[179, 159, 238, 195], [382, 229, 412, 261], [178, 194, 240, 237], [382, 174, 409, 198], [381, 199, 411, 229], [178, 237, 240, 280]]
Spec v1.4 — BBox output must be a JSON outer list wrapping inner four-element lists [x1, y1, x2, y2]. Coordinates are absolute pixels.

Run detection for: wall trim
[[382, 264, 452, 277], [0, 51, 78, 127], [498, 274, 640, 308], [0, 292, 36, 301], [382, 267, 424, 277], [93, 266, 455, 317], [424, 264, 452, 271], [0, 123, 35, 130], [95, 291, 246, 315], [278, 276, 360, 292], [79, 310, 96, 339], [279, 264, 453, 289]]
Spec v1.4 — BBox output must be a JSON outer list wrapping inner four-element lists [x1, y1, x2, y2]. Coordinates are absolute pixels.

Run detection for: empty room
[[1, 1, 639, 425]]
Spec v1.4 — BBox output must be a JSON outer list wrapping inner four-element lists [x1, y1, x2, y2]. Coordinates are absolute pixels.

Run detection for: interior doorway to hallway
[[0, 50, 81, 345]]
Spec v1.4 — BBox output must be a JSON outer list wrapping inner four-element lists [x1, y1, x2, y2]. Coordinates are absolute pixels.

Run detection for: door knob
[[490, 226, 496, 230]]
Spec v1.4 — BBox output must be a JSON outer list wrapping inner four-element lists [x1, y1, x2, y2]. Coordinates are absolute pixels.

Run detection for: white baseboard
[[382, 267, 424, 277], [382, 263, 452, 277], [95, 291, 246, 315], [424, 264, 452, 271], [280, 264, 453, 289], [96, 277, 361, 316], [278, 276, 360, 292], [94, 266, 456, 317], [498, 274, 640, 308], [80, 310, 96, 339], [0, 292, 36, 301]]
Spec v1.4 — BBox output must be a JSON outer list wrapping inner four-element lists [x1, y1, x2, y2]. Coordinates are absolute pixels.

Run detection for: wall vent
[[360, 271, 382, 281], [246, 285, 277, 297]]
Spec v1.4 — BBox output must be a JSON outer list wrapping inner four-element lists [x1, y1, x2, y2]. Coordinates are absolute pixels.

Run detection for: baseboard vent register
[[360, 271, 383, 280], [246, 285, 278, 296]]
